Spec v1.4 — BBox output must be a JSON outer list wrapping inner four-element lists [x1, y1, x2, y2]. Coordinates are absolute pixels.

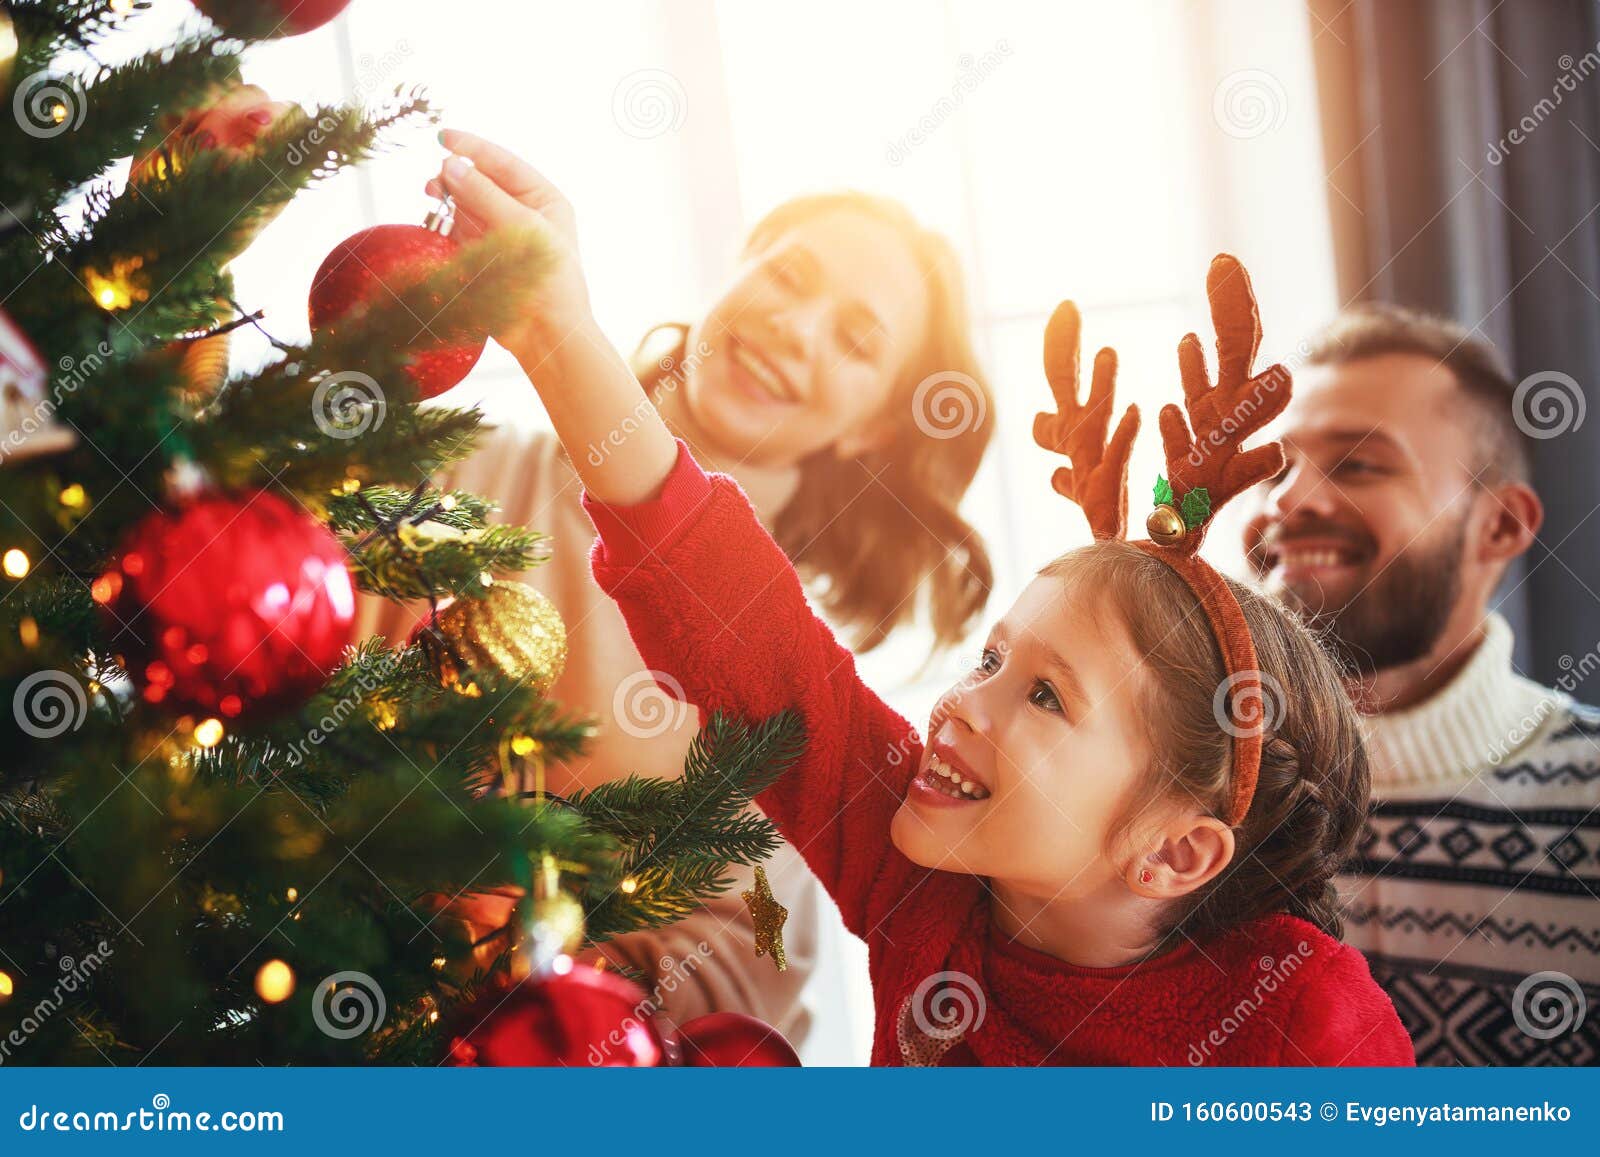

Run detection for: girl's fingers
[[440, 127, 556, 203], [439, 154, 532, 232]]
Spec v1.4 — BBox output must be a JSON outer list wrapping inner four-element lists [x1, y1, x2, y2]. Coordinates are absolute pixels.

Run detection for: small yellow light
[[478, 572, 494, 589], [510, 734, 538, 757], [439, 495, 457, 511], [254, 959, 295, 1004], [431, 956, 446, 971], [18, 616, 39, 648], [285, 887, 299, 902], [193, 717, 225, 748], [2, 549, 30, 579], [83, 257, 147, 312], [0, 971, 12, 1001], [59, 483, 87, 509], [620, 877, 638, 895], [428, 1009, 440, 1023]]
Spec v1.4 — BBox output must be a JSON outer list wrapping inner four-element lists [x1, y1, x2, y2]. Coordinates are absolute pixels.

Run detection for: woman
[[364, 129, 995, 1046]]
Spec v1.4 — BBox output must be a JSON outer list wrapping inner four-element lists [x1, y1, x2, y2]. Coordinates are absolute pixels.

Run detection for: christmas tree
[[0, 0, 800, 1065]]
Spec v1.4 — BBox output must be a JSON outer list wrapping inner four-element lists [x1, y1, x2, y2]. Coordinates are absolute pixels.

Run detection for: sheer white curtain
[[218, 0, 1337, 1063]]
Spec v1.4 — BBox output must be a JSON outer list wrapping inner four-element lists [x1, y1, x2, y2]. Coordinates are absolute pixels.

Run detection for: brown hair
[[632, 192, 994, 654], [1044, 541, 1371, 941], [1305, 303, 1531, 485]]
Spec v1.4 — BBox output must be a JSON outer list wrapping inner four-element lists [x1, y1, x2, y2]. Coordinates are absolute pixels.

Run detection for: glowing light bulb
[[59, 483, 86, 509], [0, 971, 12, 1000], [193, 718, 224, 748], [285, 887, 299, 902], [254, 959, 295, 1004], [620, 877, 639, 895], [2, 549, 30, 579]]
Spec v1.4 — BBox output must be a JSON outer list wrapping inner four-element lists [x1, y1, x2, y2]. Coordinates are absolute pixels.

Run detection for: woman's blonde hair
[[632, 191, 994, 654]]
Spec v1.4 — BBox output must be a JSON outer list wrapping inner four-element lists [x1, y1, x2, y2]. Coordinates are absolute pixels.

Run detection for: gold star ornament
[[742, 865, 788, 972]]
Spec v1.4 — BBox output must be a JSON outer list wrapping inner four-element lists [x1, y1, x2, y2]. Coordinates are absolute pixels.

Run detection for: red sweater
[[583, 442, 1415, 1067]]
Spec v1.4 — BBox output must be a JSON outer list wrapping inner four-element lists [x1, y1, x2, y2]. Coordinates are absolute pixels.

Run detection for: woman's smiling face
[[681, 208, 930, 467], [890, 574, 1157, 898]]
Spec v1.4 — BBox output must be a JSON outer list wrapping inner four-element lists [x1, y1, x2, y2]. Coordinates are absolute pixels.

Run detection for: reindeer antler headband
[[1034, 255, 1291, 826]]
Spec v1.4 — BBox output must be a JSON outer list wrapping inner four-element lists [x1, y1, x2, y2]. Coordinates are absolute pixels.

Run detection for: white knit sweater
[[1338, 614, 1600, 1064]]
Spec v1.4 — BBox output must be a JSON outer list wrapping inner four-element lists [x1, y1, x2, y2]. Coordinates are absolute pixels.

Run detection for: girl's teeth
[[921, 755, 990, 800]]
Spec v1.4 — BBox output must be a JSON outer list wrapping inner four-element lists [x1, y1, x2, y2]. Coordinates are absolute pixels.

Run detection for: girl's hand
[[427, 128, 593, 363]]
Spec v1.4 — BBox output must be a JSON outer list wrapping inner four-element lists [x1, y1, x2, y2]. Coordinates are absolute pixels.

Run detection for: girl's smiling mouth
[[908, 742, 992, 805]]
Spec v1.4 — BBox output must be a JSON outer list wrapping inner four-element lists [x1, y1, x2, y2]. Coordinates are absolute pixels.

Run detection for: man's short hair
[[1303, 304, 1532, 485]]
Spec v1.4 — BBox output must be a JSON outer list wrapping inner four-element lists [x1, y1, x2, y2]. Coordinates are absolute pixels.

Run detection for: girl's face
[[890, 576, 1157, 899], [681, 209, 930, 467]]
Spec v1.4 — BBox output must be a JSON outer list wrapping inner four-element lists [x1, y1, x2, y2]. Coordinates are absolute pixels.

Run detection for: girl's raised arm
[[432, 129, 679, 506]]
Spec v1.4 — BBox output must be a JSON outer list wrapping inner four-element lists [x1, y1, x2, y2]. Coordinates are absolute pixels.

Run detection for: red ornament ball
[[191, 0, 353, 38], [673, 1011, 801, 1067], [95, 490, 354, 720], [447, 966, 666, 1067], [308, 223, 488, 399]]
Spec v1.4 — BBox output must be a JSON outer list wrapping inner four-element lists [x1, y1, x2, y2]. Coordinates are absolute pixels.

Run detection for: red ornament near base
[[94, 489, 354, 720], [673, 1011, 801, 1067], [308, 200, 488, 399], [446, 964, 666, 1067], [191, 0, 353, 38]]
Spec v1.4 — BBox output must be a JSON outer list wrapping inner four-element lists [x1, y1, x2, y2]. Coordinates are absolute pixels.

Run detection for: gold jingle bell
[[420, 580, 568, 695], [1146, 503, 1187, 545]]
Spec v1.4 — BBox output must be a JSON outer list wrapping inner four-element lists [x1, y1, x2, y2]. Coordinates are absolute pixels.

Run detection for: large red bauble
[[95, 490, 354, 720], [446, 966, 666, 1067], [674, 1012, 801, 1067], [308, 224, 488, 400], [191, 0, 353, 38]]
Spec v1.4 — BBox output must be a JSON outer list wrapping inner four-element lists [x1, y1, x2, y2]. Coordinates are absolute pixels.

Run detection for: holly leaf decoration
[[1153, 475, 1174, 507], [1180, 486, 1212, 530]]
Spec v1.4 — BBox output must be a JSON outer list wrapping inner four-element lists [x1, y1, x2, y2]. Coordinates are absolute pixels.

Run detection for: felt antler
[[1033, 301, 1140, 541], [1150, 255, 1292, 557]]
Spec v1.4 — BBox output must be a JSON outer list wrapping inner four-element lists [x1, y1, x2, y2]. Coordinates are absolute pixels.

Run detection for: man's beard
[[1272, 517, 1467, 678]]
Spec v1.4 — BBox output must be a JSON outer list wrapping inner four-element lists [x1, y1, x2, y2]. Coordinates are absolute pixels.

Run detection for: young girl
[[436, 139, 1413, 1065], [391, 133, 995, 1042]]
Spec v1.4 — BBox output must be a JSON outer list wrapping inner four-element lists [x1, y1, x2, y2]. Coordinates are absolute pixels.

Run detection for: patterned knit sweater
[[585, 442, 1414, 1066], [1338, 613, 1600, 1065]]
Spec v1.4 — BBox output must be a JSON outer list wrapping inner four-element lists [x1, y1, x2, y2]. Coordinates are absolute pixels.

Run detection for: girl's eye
[[977, 647, 1002, 675], [1334, 459, 1382, 479], [1029, 682, 1063, 713]]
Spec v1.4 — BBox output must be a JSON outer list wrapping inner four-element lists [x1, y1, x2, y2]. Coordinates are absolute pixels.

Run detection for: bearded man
[[1245, 305, 1599, 1065]]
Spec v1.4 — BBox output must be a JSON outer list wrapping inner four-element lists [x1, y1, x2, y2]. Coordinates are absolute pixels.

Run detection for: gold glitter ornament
[[741, 864, 788, 972], [417, 581, 567, 696]]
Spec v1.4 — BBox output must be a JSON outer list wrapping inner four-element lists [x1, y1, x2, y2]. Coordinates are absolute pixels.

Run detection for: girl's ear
[[1127, 816, 1236, 899]]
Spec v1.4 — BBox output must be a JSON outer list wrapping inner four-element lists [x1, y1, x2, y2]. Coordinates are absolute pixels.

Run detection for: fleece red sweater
[[584, 442, 1415, 1067]]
